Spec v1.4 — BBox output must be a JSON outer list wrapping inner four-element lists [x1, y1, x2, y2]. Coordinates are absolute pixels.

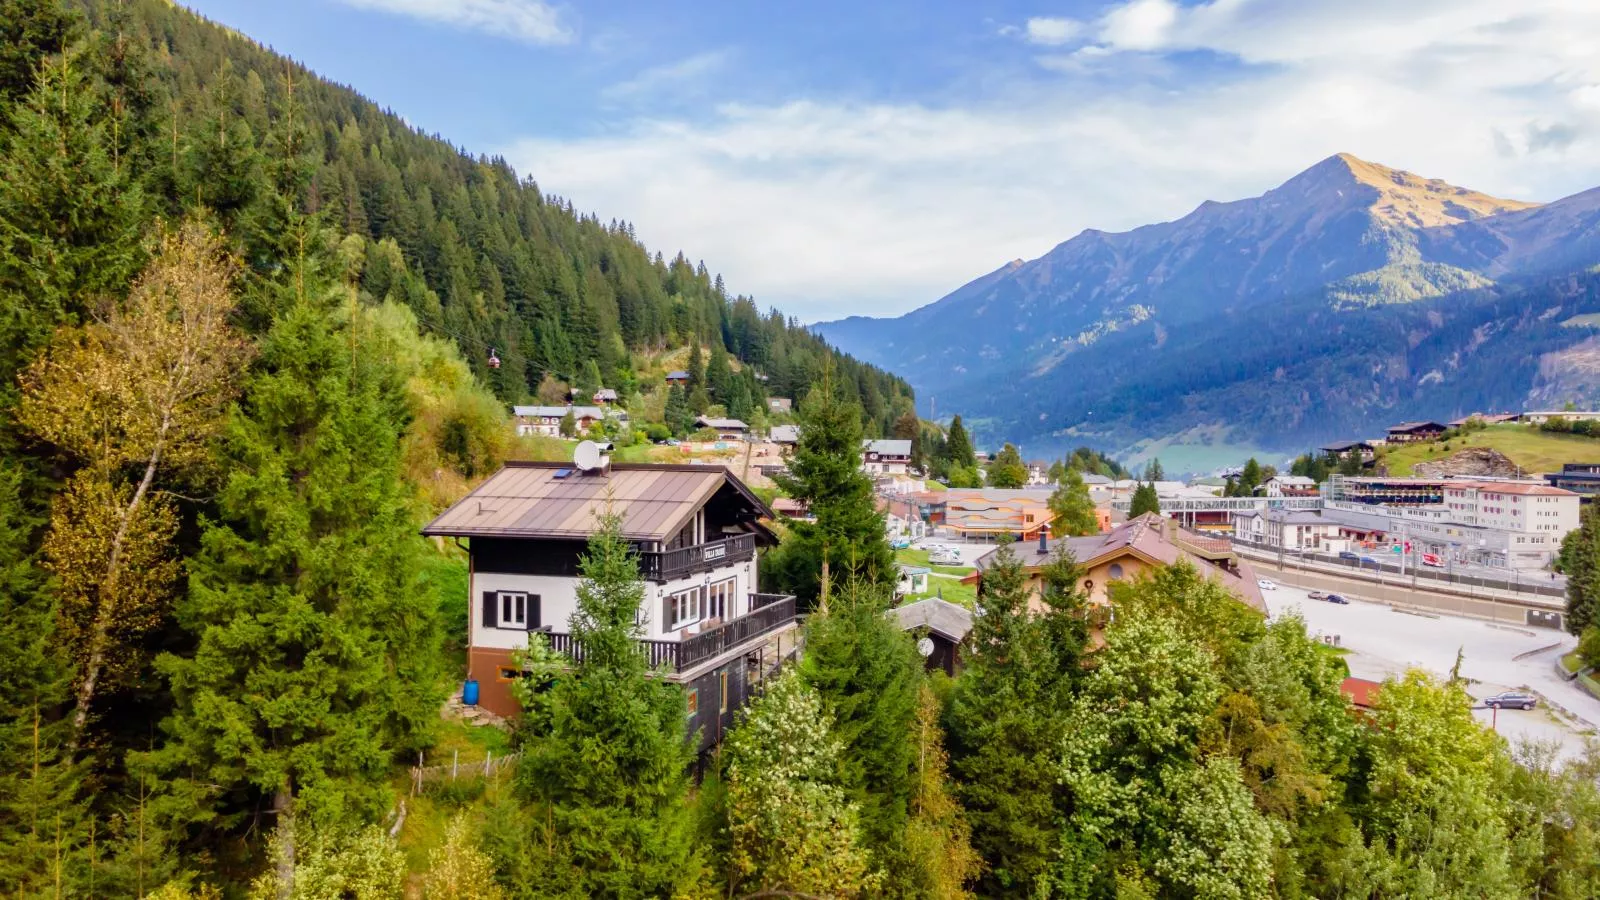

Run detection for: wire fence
[[1232, 539, 1565, 599], [409, 749, 522, 795]]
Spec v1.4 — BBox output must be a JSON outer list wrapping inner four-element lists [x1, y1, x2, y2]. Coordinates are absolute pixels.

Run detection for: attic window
[[552, 468, 573, 479]]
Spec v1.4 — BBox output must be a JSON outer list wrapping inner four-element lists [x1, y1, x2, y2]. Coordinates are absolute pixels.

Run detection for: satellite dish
[[573, 440, 608, 473], [916, 637, 935, 658]]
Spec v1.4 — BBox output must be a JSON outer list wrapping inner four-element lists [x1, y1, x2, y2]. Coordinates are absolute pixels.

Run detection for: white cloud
[[1023, 17, 1084, 46], [601, 51, 732, 101], [1099, 0, 1179, 51], [505, 0, 1600, 322], [336, 0, 571, 45]]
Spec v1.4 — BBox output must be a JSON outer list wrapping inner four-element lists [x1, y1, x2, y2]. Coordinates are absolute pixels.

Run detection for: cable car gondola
[[487, 348, 501, 369]]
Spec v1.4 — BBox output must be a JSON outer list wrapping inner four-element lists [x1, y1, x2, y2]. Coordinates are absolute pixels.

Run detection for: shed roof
[[696, 416, 749, 430], [865, 439, 913, 457], [421, 461, 771, 542], [889, 598, 974, 643]]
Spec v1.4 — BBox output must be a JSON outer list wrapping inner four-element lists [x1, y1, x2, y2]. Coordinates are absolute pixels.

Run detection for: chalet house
[[1319, 440, 1377, 464], [512, 405, 605, 437], [1521, 410, 1600, 425], [1386, 421, 1446, 443], [769, 424, 801, 447], [767, 398, 793, 414], [889, 598, 972, 677], [695, 416, 750, 440], [592, 388, 618, 405], [1264, 475, 1318, 498], [421, 459, 797, 752], [665, 370, 691, 385], [972, 513, 1266, 620], [863, 438, 912, 476]]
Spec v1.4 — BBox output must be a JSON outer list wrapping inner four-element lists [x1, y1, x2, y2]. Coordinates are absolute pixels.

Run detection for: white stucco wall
[[468, 556, 758, 651]]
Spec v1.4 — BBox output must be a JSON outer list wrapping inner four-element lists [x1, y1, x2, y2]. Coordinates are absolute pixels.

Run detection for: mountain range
[[815, 153, 1600, 469]]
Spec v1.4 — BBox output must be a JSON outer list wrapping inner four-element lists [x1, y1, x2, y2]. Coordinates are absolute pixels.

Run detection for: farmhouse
[[421, 457, 796, 751], [1385, 421, 1446, 443], [863, 438, 913, 475], [511, 405, 604, 437], [695, 416, 749, 440]]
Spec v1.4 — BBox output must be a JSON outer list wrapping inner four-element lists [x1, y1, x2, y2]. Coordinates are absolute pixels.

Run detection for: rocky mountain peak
[[1278, 152, 1540, 228]]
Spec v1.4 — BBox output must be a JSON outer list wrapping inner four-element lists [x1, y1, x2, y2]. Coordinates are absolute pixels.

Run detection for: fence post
[[484, 750, 492, 778], [452, 749, 459, 780]]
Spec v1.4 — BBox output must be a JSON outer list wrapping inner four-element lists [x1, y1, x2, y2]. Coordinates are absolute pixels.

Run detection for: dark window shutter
[[528, 595, 541, 630], [482, 591, 497, 628], [663, 593, 674, 631]]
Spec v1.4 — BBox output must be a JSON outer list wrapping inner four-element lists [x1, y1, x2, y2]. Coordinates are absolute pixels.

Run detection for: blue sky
[[183, 0, 1600, 322]]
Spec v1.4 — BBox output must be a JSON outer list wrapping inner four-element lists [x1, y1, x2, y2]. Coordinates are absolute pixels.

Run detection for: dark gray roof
[[889, 598, 973, 642]]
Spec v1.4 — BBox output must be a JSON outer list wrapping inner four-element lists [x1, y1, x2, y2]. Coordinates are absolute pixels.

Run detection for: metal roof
[[864, 439, 913, 456], [421, 461, 769, 541], [889, 598, 973, 642]]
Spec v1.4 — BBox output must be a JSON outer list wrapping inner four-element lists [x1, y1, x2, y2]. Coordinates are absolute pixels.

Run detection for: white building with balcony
[[422, 459, 796, 752]]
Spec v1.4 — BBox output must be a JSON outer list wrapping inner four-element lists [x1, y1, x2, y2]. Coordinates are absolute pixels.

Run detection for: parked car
[[1482, 691, 1537, 710], [1308, 590, 1328, 600], [1325, 593, 1349, 605], [1338, 551, 1359, 562], [1421, 552, 1444, 568], [1257, 578, 1277, 590]]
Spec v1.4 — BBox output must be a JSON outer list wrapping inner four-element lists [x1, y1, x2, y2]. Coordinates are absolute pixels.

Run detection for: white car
[[1257, 578, 1277, 590]]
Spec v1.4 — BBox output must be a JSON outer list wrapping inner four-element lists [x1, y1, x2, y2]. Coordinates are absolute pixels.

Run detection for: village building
[[1319, 440, 1378, 465], [766, 397, 792, 414], [769, 424, 800, 447], [940, 488, 1056, 540], [863, 438, 913, 475], [665, 370, 691, 385], [972, 514, 1266, 616], [1520, 410, 1600, 425], [1448, 412, 1520, 427], [889, 598, 973, 677], [695, 416, 750, 440], [1385, 421, 1447, 443], [1233, 508, 1348, 552], [1544, 463, 1600, 502], [1264, 474, 1319, 498], [511, 405, 605, 437], [421, 457, 796, 751], [895, 563, 931, 598]]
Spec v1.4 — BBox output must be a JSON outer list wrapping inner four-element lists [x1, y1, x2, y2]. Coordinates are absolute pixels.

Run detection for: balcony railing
[[639, 534, 756, 583], [678, 594, 796, 671], [540, 593, 797, 673]]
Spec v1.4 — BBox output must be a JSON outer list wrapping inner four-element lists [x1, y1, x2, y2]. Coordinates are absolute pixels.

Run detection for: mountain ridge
[[815, 154, 1600, 459]]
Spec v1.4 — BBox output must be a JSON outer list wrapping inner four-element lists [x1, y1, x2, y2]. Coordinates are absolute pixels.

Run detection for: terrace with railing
[[542, 592, 797, 674], [639, 534, 757, 583]]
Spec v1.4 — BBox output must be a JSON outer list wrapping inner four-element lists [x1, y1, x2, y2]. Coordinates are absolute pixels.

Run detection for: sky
[[182, 0, 1600, 323]]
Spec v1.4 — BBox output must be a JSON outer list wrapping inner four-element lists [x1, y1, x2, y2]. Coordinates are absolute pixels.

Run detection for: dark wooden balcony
[[639, 534, 756, 583], [542, 593, 797, 674]]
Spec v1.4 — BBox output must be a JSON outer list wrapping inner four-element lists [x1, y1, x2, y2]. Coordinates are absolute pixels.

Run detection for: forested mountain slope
[[76, 0, 912, 432], [817, 153, 1600, 457]]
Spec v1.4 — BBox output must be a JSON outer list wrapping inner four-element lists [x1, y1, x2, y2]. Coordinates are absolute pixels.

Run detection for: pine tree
[[769, 369, 895, 608], [1142, 457, 1165, 482], [800, 580, 920, 853], [0, 0, 79, 114], [664, 384, 691, 436], [944, 416, 975, 470], [1562, 506, 1600, 637], [903, 684, 981, 899], [945, 540, 1075, 895], [1048, 469, 1100, 537], [0, 46, 148, 456], [706, 341, 733, 402], [1130, 482, 1161, 517], [511, 509, 703, 898], [146, 258, 443, 842]]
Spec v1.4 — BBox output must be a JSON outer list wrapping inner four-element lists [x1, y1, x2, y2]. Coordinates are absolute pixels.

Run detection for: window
[[669, 585, 705, 630], [1108, 563, 1125, 580], [686, 689, 699, 716], [720, 671, 730, 713], [485, 590, 538, 630], [498, 666, 521, 682], [501, 592, 529, 628], [707, 578, 737, 621]]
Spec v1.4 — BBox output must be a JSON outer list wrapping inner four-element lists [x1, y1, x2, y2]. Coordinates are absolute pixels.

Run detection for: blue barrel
[[462, 678, 480, 707]]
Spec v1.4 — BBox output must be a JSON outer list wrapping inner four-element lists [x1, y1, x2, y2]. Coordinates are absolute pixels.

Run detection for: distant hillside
[[78, 0, 913, 432], [816, 154, 1600, 456], [1376, 425, 1600, 477]]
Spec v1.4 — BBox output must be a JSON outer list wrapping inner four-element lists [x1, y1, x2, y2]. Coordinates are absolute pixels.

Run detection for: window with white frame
[[707, 578, 736, 621], [500, 591, 530, 629], [669, 585, 705, 631]]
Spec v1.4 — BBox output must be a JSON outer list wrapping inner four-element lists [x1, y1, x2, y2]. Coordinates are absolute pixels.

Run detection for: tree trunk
[[68, 428, 167, 749], [274, 785, 295, 900]]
